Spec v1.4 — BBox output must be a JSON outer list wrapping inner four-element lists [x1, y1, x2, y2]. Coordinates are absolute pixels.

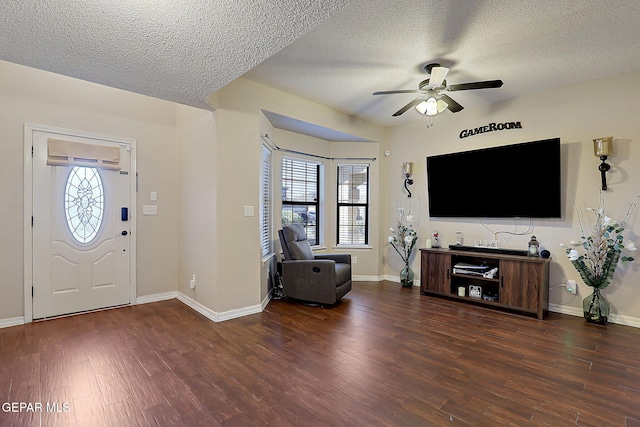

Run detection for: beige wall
[[0, 60, 179, 319], [4, 58, 639, 325], [176, 104, 218, 305], [385, 69, 640, 322], [208, 78, 387, 313]]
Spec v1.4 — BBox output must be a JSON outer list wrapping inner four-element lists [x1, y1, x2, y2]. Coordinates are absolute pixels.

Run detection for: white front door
[[32, 129, 133, 319]]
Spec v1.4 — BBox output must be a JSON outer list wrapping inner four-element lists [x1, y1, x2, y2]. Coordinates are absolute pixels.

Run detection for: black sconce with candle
[[402, 162, 414, 198], [593, 137, 613, 190]]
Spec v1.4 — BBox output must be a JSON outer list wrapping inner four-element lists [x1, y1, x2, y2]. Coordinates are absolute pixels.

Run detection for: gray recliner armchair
[[278, 224, 352, 305]]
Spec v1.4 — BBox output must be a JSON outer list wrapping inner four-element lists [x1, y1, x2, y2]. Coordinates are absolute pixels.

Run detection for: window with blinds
[[260, 144, 272, 257], [337, 164, 369, 245], [281, 157, 320, 246]]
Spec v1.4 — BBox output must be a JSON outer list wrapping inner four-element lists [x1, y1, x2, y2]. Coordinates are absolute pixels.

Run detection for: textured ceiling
[[0, 0, 350, 110], [2, 0, 640, 130], [245, 0, 640, 127]]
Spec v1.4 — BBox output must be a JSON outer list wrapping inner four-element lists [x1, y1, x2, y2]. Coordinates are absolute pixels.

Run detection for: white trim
[[353, 274, 385, 282], [0, 317, 25, 329], [135, 291, 177, 305], [176, 292, 266, 322], [548, 303, 582, 318], [261, 290, 272, 311], [548, 303, 640, 327], [24, 123, 137, 323], [262, 252, 276, 264], [334, 245, 373, 250], [383, 274, 421, 287]]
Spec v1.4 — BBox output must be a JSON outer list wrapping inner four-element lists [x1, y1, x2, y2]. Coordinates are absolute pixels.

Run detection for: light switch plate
[[244, 206, 254, 217], [150, 191, 157, 201], [143, 205, 158, 215]]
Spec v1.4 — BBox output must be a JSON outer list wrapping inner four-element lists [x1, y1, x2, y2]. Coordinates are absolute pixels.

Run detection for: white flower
[[567, 249, 580, 261], [388, 236, 394, 243], [404, 235, 413, 244], [604, 216, 614, 226], [559, 243, 565, 247], [570, 240, 582, 246], [389, 227, 394, 232], [406, 215, 414, 222], [626, 241, 637, 251]]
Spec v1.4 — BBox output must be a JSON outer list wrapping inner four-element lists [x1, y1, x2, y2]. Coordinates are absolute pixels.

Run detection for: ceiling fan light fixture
[[436, 99, 448, 113], [415, 96, 439, 116]]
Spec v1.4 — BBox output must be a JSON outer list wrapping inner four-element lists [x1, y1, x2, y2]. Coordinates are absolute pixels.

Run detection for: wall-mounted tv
[[426, 137, 561, 218]]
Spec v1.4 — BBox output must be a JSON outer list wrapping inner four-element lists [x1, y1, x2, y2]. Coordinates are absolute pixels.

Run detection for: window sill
[[262, 253, 276, 264], [333, 245, 372, 250]]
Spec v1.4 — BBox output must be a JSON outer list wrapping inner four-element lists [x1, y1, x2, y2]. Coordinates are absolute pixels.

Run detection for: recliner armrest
[[314, 253, 351, 265]]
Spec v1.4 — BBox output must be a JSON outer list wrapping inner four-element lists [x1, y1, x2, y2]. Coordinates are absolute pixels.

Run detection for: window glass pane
[[65, 166, 104, 244]]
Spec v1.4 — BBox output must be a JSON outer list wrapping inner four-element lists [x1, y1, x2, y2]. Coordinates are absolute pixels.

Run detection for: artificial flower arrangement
[[388, 203, 418, 286], [561, 193, 639, 323]]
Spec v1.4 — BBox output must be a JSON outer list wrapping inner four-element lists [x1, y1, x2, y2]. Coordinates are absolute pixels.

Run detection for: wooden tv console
[[420, 248, 550, 319]]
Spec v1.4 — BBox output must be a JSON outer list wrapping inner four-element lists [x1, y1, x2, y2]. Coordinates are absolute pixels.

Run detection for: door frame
[[23, 123, 137, 323]]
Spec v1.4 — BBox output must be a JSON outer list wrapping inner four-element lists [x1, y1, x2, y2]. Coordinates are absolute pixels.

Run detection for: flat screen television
[[426, 137, 561, 218]]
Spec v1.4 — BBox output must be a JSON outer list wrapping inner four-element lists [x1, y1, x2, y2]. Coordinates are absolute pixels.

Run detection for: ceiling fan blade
[[447, 80, 503, 91], [429, 66, 449, 87], [440, 94, 464, 113], [392, 98, 423, 116], [373, 89, 419, 95]]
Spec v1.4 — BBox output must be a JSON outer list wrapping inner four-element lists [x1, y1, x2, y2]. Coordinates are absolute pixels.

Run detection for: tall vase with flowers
[[562, 192, 639, 325], [388, 202, 419, 287]]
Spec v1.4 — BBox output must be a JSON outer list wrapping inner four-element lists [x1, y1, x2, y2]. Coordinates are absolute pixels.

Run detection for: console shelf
[[420, 248, 550, 319]]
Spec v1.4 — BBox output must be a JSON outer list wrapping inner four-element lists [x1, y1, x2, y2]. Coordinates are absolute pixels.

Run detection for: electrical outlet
[[190, 274, 196, 289], [566, 280, 577, 294], [353, 257, 358, 264]]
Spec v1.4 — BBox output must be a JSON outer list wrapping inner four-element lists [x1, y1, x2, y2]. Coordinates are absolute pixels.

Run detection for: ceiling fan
[[373, 63, 503, 119]]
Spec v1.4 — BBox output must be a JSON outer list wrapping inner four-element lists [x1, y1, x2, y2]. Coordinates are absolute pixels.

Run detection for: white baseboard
[[381, 274, 421, 287], [549, 303, 640, 327], [548, 303, 583, 318], [0, 316, 25, 329], [353, 274, 385, 282], [135, 291, 177, 305], [175, 292, 266, 322]]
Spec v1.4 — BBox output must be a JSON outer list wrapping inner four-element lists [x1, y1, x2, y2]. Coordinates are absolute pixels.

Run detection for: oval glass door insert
[[65, 166, 104, 244]]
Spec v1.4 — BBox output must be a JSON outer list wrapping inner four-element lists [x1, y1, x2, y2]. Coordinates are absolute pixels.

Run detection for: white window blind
[[260, 144, 272, 257], [337, 164, 369, 245], [281, 157, 320, 245]]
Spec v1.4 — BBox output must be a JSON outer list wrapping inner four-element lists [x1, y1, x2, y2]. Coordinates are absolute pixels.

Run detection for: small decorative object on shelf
[[583, 288, 610, 325], [528, 236, 540, 256], [432, 230, 440, 247], [469, 285, 482, 298]]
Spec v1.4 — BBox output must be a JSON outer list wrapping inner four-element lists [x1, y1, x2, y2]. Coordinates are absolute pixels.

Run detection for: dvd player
[[448, 245, 529, 257]]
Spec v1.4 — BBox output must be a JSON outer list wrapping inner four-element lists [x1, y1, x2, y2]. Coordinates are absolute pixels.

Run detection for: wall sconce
[[402, 162, 414, 198], [593, 137, 613, 190]]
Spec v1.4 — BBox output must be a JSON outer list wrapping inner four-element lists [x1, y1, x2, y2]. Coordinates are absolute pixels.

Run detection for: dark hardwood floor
[[2, 281, 640, 426]]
